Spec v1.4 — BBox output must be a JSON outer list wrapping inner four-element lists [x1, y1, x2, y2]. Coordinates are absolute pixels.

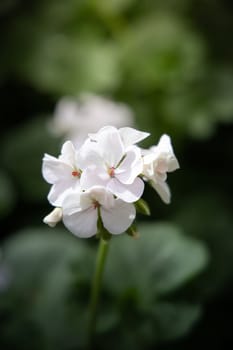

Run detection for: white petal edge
[[63, 193, 98, 238], [116, 146, 143, 184], [96, 127, 124, 167], [47, 182, 77, 206], [42, 154, 72, 184], [101, 199, 136, 234], [151, 180, 171, 204], [119, 127, 150, 148], [43, 207, 63, 227], [107, 177, 144, 203]]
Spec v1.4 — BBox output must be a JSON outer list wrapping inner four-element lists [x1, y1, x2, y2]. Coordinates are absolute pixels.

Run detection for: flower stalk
[[87, 236, 110, 346]]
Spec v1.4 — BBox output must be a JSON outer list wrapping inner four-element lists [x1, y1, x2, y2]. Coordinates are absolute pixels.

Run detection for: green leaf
[[151, 302, 202, 342], [2, 118, 60, 202], [174, 191, 233, 299], [0, 224, 208, 349], [105, 222, 209, 298], [0, 170, 15, 217], [0, 228, 94, 349]]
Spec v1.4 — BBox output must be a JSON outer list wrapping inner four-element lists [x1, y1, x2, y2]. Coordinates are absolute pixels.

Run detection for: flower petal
[[43, 207, 63, 227], [115, 146, 143, 184], [80, 167, 109, 190], [42, 154, 73, 184], [78, 138, 103, 169], [119, 127, 150, 148], [152, 134, 179, 172], [47, 180, 79, 206], [59, 140, 77, 166], [95, 127, 124, 167], [86, 186, 115, 208], [107, 177, 144, 203], [151, 180, 171, 204], [63, 193, 98, 238], [101, 199, 136, 234]]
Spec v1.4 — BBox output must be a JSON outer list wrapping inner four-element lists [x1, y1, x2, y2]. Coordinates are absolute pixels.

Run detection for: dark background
[[1, 0, 233, 349]]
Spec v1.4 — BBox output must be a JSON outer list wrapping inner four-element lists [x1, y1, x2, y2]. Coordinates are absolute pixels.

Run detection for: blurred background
[[1, 0, 233, 349]]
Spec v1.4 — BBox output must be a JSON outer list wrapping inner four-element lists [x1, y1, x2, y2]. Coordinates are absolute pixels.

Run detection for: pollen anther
[[72, 170, 80, 177], [108, 167, 115, 177]]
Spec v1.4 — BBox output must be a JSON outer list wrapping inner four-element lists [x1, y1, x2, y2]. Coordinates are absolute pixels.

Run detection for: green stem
[[87, 237, 110, 346]]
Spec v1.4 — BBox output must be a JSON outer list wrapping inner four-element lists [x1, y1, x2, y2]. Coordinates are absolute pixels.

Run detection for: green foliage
[[105, 223, 208, 298], [0, 224, 208, 349], [0, 170, 15, 218], [2, 117, 60, 202], [0, 228, 93, 349], [174, 191, 233, 300], [1, 0, 233, 140]]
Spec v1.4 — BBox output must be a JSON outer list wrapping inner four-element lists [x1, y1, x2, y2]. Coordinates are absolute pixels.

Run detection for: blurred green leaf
[[121, 14, 205, 89], [18, 35, 121, 95], [0, 223, 208, 349], [151, 302, 202, 342], [0, 228, 94, 349], [105, 222, 209, 299], [0, 170, 15, 217], [174, 191, 233, 300], [2, 117, 60, 202]]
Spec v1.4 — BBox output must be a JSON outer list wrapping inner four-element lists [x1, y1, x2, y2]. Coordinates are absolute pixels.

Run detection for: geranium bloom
[[42, 141, 81, 206], [142, 134, 179, 203], [42, 126, 179, 238], [80, 126, 149, 203], [62, 186, 136, 238], [49, 94, 134, 147]]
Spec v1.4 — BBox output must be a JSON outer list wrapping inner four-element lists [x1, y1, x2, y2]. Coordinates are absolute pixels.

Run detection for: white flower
[[49, 94, 134, 147], [142, 134, 179, 204], [62, 186, 136, 238], [89, 126, 150, 149], [80, 126, 149, 203], [43, 207, 63, 227], [42, 141, 81, 206], [42, 125, 179, 239]]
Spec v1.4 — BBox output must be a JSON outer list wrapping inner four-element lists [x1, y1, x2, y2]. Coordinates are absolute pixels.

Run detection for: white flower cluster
[[49, 94, 134, 147], [42, 126, 179, 238]]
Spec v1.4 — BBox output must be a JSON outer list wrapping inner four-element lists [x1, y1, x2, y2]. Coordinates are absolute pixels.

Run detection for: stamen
[[72, 170, 80, 177], [108, 167, 115, 177], [93, 201, 100, 209]]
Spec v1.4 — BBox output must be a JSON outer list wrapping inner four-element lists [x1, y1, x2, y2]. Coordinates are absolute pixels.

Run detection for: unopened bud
[[43, 207, 62, 227]]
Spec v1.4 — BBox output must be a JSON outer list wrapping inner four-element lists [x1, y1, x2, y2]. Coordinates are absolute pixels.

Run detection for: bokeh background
[[1, 0, 233, 349]]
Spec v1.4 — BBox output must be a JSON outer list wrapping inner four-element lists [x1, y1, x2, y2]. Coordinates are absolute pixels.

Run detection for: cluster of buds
[[42, 126, 179, 238]]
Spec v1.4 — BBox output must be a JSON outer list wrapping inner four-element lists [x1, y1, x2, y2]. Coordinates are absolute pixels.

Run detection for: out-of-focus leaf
[[174, 191, 233, 300], [121, 14, 205, 89], [105, 222, 209, 299], [151, 302, 202, 342], [92, 0, 136, 15], [2, 117, 60, 202], [0, 170, 15, 217], [0, 228, 94, 349], [27, 36, 120, 95]]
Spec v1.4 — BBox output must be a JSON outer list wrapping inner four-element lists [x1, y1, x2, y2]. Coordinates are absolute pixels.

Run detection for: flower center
[[108, 167, 115, 177], [72, 169, 80, 178], [93, 200, 100, 209]]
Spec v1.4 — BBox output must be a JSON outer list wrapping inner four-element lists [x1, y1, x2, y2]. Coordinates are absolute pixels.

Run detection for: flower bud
[[43, 207, 62, 227]]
